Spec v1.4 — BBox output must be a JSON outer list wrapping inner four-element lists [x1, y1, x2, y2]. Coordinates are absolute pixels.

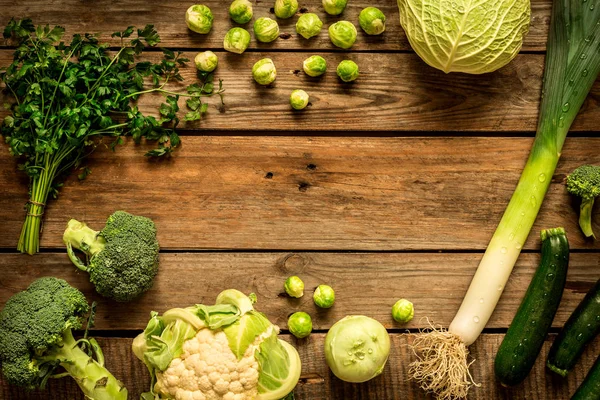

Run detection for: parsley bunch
[[1, 19, 224, 255]]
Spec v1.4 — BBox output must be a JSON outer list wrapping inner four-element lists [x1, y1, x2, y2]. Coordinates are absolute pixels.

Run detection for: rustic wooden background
[[0, 0, 599, 399]]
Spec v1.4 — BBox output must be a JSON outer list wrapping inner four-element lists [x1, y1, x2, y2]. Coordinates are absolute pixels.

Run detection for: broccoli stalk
[[0, 277, 127, 399], [64, 219, 106, 271], [62, 211, 160, 302], [566, 165, 600, 238]]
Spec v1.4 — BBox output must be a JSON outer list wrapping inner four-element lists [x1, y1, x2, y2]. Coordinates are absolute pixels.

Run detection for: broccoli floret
[[0, 277, 127, 399], [62, 210, 160, 302], [566, 165, 600, 238]]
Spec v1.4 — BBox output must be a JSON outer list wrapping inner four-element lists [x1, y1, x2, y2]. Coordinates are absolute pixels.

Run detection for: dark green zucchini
[[547, 278, 600, 377], [571, 354, 600, 400], [494, 227, 570, 386]]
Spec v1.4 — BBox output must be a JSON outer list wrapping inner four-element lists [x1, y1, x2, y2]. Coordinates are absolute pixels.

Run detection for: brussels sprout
[[288, 312, 313, 339], [322, 0, 348, 15], [185, 5, 214, 34], [284, 276, 305, 298], [296, 13, 323, 39], [229, 0, 253, 24], [313, 284, 335, 308], [392, 298, 414, 323], [290, 90, 309, 110], [223, 27, 251, 54], [328, 21, 357, 49], [336, 60, 359, 82], [274, 0, 299, 19], [254, 17, 280, 42], [194, 51, 218, 72], [252, 58, 277, 85], [303, 55, 327, 77], [324, 316, 391, 383], [359, 7, 386, 35]]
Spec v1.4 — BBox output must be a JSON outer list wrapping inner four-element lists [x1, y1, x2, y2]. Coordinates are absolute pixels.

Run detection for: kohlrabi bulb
[[303, 55, 327, 77], [229, 0, 253, 24], [296, 13, 323, 39], [194, 51, 218, 72], [325, 316, 391, 383], [284, 276, 305, 298], [274, 0, 299, 19], [392, 298, 414, 323], [252, 58, 277, 85], [186, 5, 214, 34], [313, 284, 335, 308], [223, 27, 251, 54], [328, 21, 357, 49], [288, 312, 313, 339], [254, 17, 280, 42], [290, 90, 310, 110], [359, 7, 386, 35], [336, 60, 359, 82], [323, 0, 348, 15]]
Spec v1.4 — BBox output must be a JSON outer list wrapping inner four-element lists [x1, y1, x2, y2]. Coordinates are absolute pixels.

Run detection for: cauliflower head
[[134, 290, 301, 400]]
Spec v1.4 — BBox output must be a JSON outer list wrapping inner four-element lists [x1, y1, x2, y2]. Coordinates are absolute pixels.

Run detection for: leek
[[408, 0, 600, 397]]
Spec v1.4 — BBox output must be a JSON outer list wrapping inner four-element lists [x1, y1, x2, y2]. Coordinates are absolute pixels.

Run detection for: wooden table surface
[[0, 1, 599, 399]]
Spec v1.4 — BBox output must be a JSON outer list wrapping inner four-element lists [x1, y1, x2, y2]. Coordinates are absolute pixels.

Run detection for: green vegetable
[[328, 21, 357, 49], [132, 289, 301, 399], [566, 165, 600, 238], [252, 58, 277, 85], [185, 4, 214, 34], [547, 278, 600, 377], [288, 312, 312, 338], [290, 90, 309, 110], [571, 354, 600, 400], [303, 55, 327, 77], [494, 228, 570, 386], [296, 13, 323, 39], [62, 211, 159, 302], [324, 315, 390, 383], [336, 60, 359, 82], [194, 50, 218, 72], [397, 0, 530, 73], [224, 27, 251, 54], [254, 17, 280, 43], [359, 7, 386, 35], [1, 20, 223, 255], [0, 277, 127, 399], [313, 284, 335, 308], [274, 0, 298, 19], [284, 275, 305, 297], [392, 299, 414, 323], [408, 0, 600, 395], [323, 0, 348, 15], [229, 0, 253, 24]]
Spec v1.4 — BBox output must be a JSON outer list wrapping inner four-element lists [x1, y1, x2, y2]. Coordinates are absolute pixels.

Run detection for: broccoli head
[[62, 210, 160, 302], [566, 165, 600, 238], [0, 277, 127, 399]]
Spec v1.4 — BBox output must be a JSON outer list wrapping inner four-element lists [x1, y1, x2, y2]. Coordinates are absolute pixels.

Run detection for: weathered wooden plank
[[0, 252, 598, 330], [1, 136, 599, 251], [1, 334, 597, 399], [2, 51, 599, 132], [0, 0, 550, 52]]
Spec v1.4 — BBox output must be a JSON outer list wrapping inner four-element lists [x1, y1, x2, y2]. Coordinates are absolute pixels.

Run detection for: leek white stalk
[[408, 0, 600, 396]]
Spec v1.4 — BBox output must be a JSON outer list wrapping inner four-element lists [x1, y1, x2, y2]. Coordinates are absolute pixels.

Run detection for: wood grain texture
[[1, 252, 598, 330], [1, 136, 598, 251], [1, 334, 598, 399], [0, 0, 550, 52], [2, 51, 600, 133]]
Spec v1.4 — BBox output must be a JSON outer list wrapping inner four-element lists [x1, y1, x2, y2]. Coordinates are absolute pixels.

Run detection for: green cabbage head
[[397, 0, 530, 74]]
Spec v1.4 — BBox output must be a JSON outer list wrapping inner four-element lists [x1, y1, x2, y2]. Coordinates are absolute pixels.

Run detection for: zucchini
[[571, 354, 600, 400], [547, 278, 600, 377], [494, 227, 570, 386]]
